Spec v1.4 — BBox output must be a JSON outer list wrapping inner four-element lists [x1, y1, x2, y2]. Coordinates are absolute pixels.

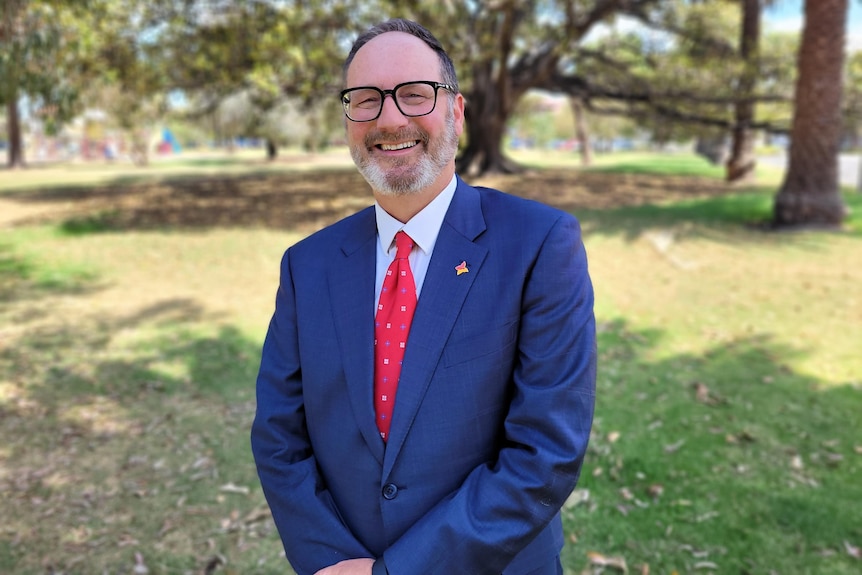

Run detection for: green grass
[[1, 151, 860, 574], [587, 151, 728, 178], [581, 187, 862, 235], [563, 319, 861, 574], [511, 149, 780, 181]]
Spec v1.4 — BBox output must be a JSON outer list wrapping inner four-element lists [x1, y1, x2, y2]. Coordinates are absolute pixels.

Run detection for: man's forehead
[[347, 32, 439, 85]]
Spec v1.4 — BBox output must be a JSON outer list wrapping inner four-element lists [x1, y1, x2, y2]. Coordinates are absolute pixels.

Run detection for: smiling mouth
[[377, 140, 420, 151]]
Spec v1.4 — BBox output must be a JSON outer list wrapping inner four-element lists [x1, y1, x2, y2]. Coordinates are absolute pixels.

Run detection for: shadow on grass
[[2, 298, 257, 402], [0, 243, 103, 303], [4, 169, 371, 235], [1, 299, 860, 573], [0, 298, 273, 574], [2, 166, 756, 238], [4, 161, 859, 239], [564, 318, 861, 574]]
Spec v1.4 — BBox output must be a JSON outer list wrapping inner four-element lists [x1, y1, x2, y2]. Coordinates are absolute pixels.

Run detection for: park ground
[[1, 149, 860, 574]]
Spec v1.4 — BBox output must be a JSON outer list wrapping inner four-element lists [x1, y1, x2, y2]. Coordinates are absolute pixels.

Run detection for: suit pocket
[[442, 318, 518, 368]]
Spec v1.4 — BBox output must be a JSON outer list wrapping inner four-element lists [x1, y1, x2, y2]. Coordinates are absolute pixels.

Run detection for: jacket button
[[382, 483, 398, 500]]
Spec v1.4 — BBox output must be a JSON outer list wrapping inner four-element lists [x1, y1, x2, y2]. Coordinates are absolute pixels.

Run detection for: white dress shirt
[[374, 174, 458, 310]]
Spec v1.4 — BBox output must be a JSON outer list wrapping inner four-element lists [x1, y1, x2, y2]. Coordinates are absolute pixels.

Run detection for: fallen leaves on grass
[[694, 511, 720, 523], [679, 544, 711, 559], [133, 551, 149, 574], [724, 431, 756, 444], [664, 439, 685, 453], [788, 472, 820, 488], [219, 482, 250, 495], [564, 489, 591, 509], [586, 551, 628, 573], [218, 504, 272, 533], [647, 484, 664, 499], [202, 553, 227, 575], [691, 382, 723, 406]]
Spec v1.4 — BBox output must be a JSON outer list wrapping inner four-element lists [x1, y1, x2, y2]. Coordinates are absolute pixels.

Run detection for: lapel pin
[[455, 261, 469, 275]]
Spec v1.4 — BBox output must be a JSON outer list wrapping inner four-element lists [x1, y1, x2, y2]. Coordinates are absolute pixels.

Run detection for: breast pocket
[[442, 318, 519, 368]]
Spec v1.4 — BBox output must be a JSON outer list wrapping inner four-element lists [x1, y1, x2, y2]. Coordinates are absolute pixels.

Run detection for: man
[[251, 18, 596, 575]]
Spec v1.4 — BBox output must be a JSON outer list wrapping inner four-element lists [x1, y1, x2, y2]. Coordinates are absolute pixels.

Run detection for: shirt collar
[[375, 174, 458, 255]]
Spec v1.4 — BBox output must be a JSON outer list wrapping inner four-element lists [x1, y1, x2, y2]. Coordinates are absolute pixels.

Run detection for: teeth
[[380, 141, 417, 151]]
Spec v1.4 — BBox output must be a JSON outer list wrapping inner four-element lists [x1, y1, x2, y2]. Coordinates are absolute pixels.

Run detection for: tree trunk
[[773, 0, 848, 227], [726, 0, 761, 184], [456, 6, 526, 177], [6, 96, 24, 168], [457, 64, 524, 176], [570, 97, 593, 166], [130, 127, 149, 166], [266, 138, 278, 160], [458, 105, 521, 176], [3, 0, 25, 168]]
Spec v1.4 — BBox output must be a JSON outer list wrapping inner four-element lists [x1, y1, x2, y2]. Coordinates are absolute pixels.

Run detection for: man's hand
[[314, 558, 375, 575]]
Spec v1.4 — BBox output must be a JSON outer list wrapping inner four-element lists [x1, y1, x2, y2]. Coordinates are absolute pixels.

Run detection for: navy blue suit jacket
[[251, 176, 596, 575]]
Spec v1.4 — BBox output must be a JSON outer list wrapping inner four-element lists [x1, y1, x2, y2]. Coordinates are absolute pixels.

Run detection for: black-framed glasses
[[340, 81, 455, 122]]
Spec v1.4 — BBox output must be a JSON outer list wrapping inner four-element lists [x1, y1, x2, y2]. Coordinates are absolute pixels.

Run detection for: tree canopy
[[1, 0, 91, 167], [2, 0, 857, 228]]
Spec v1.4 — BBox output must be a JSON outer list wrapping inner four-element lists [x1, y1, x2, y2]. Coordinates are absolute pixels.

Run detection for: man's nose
[[376, 94, 409, 130]]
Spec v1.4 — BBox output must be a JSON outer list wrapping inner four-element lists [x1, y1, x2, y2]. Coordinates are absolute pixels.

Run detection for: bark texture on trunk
[[773, 0, 848, 227], [3, 0, 25, 168], [726, 0, 761, 184], [457, 61, 520, 175], [7, 97, 24, 168], [571, 97, 593, 166]]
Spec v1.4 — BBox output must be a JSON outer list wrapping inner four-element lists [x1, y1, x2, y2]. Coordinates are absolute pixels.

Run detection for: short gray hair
[[343, 18, 459, 93]]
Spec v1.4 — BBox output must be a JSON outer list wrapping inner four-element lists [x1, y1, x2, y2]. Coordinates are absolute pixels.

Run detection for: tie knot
[[394, 231, 414, 260]]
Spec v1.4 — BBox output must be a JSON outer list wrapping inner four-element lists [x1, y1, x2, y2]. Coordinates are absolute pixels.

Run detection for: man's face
[[344, 32, 464, 197]]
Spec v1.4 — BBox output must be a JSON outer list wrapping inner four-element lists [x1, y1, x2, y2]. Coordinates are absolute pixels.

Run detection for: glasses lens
[[394, 82, 437, 116], [343, 88, 383, 121], [342, 83, 441, 121]]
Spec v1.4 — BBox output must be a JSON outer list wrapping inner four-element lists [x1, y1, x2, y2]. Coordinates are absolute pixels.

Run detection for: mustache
[[364, 128, 429, 148]]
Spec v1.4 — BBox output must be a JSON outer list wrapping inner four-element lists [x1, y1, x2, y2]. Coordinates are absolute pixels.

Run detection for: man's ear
[[453, 93, 466, 137]]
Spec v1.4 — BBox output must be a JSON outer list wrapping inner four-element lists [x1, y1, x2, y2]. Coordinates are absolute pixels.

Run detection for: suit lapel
[[383, 180, 488, 477], [330, 208, 386, 464]]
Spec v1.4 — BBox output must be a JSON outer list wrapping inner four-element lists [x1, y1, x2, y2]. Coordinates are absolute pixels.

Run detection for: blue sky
[[764, 0, 862, 51]]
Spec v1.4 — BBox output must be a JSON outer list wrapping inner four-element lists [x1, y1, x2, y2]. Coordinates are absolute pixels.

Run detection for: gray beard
[[351, 110, 459, 197]]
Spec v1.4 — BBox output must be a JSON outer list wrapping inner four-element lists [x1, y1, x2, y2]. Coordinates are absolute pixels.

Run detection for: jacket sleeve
[[381, 214, 597, 574], [250, 248, 373, 575]]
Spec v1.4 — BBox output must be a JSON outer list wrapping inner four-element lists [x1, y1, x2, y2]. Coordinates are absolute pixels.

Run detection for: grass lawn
[[1, 149, 860, 574]]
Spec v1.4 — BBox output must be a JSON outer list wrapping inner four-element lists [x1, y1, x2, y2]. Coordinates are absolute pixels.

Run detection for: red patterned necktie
[[374, 231, 417, 442]]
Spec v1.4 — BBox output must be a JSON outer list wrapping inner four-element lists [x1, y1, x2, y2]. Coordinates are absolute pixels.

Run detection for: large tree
[[773, 0, 848, 227], [367, 0, 661, 175], [459, 0, 662, 175], [50, 0, 809, 179], [160, 0, 361, 159], [546, 1, 796, 157], [155, 0, 790, 176], [0, 0, 84, 168], [82, 1, 171, 165]]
